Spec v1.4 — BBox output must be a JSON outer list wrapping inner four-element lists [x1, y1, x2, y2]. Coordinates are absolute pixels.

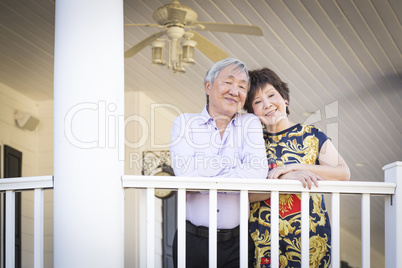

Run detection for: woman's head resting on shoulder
[[244, 68, 291, 130], [244, 67, 290, 114]]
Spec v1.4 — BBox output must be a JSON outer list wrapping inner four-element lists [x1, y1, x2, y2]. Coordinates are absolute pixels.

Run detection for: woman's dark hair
[[244, 67, 290, 115]]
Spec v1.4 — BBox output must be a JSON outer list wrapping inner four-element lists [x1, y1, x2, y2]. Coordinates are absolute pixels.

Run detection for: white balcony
[[1, 162, 400, 268]]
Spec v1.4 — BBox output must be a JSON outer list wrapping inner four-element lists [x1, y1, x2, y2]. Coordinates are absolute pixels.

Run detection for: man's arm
[[170, 114, 223, 177], [171, 114, 268, 179], [219, 115, 268, 180]]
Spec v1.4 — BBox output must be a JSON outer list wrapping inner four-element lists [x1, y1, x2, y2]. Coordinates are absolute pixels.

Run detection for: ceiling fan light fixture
[[173, 65, 185, 73], [172, 57, 185, 73], [182, 39, 196, 64], [152, 0, 198, 26], [151, 40, 166, 65], [125, 0, 263, 73]]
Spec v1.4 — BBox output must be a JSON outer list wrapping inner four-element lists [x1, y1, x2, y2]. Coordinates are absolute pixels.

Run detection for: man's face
[[205, 65, 249, 119]]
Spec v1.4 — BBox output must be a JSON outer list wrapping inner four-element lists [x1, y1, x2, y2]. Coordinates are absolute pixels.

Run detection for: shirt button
[[217, 209, 220, 213]]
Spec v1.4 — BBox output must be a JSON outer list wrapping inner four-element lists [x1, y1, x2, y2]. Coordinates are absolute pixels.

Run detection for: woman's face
[[251, 84, 288, 127]]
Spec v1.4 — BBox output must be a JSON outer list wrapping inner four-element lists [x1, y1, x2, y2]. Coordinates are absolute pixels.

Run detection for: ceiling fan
[[124, 0, 263, 73]]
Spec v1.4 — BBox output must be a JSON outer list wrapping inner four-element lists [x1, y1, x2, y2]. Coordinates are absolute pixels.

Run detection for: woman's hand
[[267, 163, 299, 180], [274, 170, 324, 189]]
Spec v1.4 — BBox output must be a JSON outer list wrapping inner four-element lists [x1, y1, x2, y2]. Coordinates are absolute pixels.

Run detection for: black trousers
[[172, 228, 255, 268]]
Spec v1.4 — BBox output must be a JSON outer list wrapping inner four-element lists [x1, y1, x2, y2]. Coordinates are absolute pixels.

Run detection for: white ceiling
[[1, 0, 401, 262]]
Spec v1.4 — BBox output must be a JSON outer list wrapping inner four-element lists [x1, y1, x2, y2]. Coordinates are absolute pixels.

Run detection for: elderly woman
[[245, 67, 350, 268]]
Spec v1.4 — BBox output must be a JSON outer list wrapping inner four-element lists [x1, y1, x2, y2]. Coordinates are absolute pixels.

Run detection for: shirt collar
[[198, 105, 241, 126]]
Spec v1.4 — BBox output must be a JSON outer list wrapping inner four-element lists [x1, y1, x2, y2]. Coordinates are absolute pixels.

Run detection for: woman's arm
[[268, 139, 351, 181], [279, 170, 324, 189], [314, 139, 350, 180], [249, 193, 271, 203]]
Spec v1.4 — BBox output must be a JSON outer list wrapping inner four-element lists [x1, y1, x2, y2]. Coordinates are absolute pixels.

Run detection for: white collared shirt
[[170, 106, 268, 228]]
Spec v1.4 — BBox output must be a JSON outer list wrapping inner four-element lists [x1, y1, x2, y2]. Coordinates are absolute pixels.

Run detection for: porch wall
[[0, 83, 41, 267], [0, 83, 38, 177], [124, 90, 180, 267]]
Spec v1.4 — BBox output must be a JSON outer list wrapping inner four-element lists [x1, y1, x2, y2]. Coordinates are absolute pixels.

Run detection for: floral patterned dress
[[249, 124, 331, 268]]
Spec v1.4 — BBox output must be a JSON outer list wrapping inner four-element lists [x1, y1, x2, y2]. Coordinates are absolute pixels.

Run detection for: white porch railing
[[0, 162, 400, 268], [0, 176, 53, 268], [122, 161, 401, 268]]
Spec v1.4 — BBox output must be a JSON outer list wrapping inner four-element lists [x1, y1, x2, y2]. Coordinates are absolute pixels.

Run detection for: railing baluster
[[361, 193, 370, 268], [121, 173, 397, 268], [301, 192, 309, 267], [240, 190, 248, 268], [34, 188, 44, 268], [5, 190, 15, 268], [0, 192, 3, 268], [271, 191, 279, 268], [0, 176, 52, 268], [209, 189, 217, 268], [146, 188, 155, 268], [177, 188, 186, 268], [331, 193, 340, 268]]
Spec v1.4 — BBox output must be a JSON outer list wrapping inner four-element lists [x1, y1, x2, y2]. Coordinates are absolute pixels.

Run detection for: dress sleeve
[[311, 126, 330, 153]]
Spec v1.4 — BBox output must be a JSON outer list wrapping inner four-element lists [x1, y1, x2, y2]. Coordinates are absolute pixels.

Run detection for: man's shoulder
[[235, 112, 261, 125], [174, 112, 206, 121], [237, 112, 258, 120], [173, 112, 209, 128]]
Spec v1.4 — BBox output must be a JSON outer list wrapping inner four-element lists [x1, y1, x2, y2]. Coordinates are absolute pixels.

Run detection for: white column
[[384, 161, 402, 268], [53, 0, 125, 267]]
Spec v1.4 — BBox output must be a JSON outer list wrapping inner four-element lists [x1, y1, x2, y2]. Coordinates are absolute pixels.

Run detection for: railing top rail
[[383, 161, 402, 170], [122, 175, 396, 195], [0, 175, 53, 191]]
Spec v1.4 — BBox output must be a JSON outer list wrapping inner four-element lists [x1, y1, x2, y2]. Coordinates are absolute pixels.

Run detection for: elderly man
[[170, 58, 268, 268]]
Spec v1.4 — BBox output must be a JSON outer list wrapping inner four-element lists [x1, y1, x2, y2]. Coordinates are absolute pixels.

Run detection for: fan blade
[[189, 31, 228, 62], [167, 7, 187, 22], [125, 31, 165, 58], [125, 23, 163, 28], [191, 22, 263, 36]]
